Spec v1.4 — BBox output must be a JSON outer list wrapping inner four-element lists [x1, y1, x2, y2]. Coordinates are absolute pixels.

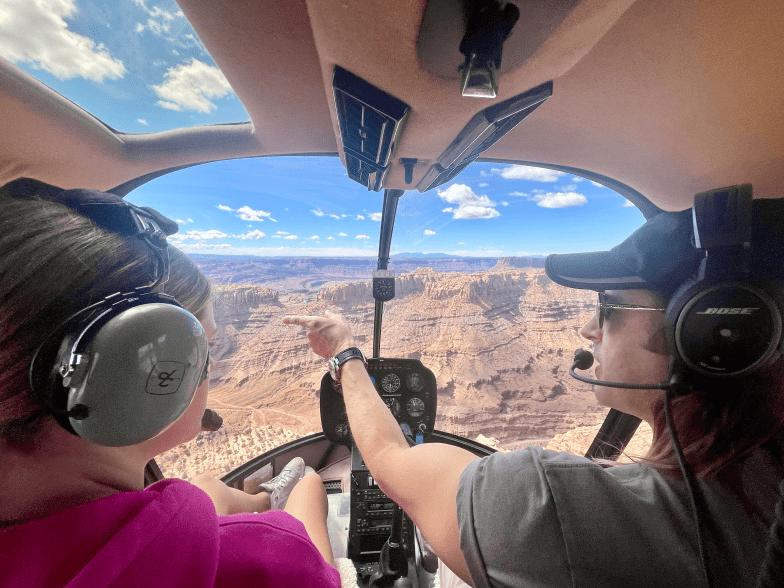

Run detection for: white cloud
[[329, 214, 341, 220], [184, 230, 228, 240], [0, 0, 126, 82], [437, 184, 500, 220], [151, 58, 233, 113], [356, 215, 365, 220], [339, 232, 348, 237], [276, 231, 289, 235], [283, 235, 297, 240], [622, 199, 636, 207], [590, 180, 604, 187], [176, 219, 186, 224], [234, 230, 266, 239], [531, 192, 588, 208], [458, 242, 465, 245], [217, 204, 234, 211], [305, 235, 319, 240], [479, 183, 489, 187], [176, 242, 232, 251], [492, 166, 565, 182], [563, 184, 577, 191], [311, 209, 326, 217], [187, 218, 193, 223], [138, 119, 148, 125], [356, 234, 371, 240], [424, 230, 436, 236], [500, 201, 509, 206], [327, 236, 334, 240], [134, 0, 180, 37], [571, 177, 584, 182], [236, 206, 271, 222], [369, 212, 383, 221]]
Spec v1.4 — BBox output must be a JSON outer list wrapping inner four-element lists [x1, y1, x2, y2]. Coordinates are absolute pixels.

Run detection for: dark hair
[[0, 191, 213, 448], [641, 290, 784, 478], [644, 360, 784, 478]]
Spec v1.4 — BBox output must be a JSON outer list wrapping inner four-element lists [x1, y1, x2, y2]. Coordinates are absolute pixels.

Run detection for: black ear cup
[[30, 291, 208, 446], [665, 279, 784, 378]]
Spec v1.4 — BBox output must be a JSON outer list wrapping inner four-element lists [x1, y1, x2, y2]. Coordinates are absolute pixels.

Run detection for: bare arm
[[283, 312, 478, 584]]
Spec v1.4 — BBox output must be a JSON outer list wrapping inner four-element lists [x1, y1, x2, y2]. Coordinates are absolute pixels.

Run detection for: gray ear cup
[[64, 302, 208, 446], [30, 291, 209, 446]]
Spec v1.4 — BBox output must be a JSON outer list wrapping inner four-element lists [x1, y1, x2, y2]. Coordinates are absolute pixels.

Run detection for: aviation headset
[[663, 185, 784, 381], [19, 181, 210, 447]]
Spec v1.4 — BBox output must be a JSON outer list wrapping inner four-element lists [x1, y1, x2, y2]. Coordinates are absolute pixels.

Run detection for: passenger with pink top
[[0, 179, 339, 588]]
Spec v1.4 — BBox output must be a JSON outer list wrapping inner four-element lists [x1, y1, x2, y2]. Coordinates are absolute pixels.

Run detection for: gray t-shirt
[[457, 445, 782, 588]]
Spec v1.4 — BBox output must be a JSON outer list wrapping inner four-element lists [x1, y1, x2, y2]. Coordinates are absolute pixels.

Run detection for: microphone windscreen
[[573, 349, 594, 370], [201, 408, 223, 431]]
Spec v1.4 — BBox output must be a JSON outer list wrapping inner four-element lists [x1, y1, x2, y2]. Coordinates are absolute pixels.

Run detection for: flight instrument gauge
[[335, 423, 350, 438], [406, 397, 425, 418], [381, 373, 401, 393], [384, 397, 401, 417], [406, 372, 424, 393]]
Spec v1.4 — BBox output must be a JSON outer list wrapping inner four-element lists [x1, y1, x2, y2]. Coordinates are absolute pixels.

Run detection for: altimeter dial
[[381, 373, 401, 393]]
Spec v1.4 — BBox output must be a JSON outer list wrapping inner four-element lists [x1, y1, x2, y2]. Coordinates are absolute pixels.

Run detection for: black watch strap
[[328, 347, 367, 384]]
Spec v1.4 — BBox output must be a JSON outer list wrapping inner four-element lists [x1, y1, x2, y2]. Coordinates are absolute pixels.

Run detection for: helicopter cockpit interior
[[1, 0, 783, 586]]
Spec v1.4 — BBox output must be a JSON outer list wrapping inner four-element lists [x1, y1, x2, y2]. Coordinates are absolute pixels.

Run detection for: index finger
[[282, 315, 320, 326]]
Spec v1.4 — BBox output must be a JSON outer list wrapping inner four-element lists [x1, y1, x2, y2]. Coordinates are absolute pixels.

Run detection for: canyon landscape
[[157, 257, 646, 480]]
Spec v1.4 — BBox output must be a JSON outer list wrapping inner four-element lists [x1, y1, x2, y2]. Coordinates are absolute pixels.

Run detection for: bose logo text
[[695, 307, 759, 315]]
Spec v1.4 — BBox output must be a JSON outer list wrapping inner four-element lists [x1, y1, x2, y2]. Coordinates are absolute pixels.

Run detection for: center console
[[319, 358, 438, 585]]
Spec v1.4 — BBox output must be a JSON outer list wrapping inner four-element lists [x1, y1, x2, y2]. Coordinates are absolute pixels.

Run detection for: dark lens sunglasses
[[597, 292, 665, 328]]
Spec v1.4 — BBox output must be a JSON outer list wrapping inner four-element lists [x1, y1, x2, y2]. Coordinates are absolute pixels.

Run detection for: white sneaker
[[258, 457, 305, 510]]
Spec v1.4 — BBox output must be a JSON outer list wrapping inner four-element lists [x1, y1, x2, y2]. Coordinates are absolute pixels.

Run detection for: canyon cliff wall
[[161, 268, 606, 479]]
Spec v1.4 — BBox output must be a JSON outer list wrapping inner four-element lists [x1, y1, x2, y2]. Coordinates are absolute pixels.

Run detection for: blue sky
[[0, 0, 646, 257]]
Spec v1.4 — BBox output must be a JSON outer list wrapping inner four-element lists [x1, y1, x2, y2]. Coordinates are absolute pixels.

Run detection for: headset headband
[[3, 178, 179, 287]]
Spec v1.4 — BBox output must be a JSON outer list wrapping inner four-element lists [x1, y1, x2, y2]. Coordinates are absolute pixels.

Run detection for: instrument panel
[[320, 358, 437, 446]]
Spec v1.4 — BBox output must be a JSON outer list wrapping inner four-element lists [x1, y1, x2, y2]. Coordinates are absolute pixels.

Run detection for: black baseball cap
[[545, 199, 784, 295]]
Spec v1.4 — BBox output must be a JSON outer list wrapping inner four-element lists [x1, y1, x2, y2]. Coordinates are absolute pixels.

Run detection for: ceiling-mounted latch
[[459, 0, 520, 98]]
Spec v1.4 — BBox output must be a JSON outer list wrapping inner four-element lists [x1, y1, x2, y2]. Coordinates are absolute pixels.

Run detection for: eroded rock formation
[[160, 267, 604, 480]]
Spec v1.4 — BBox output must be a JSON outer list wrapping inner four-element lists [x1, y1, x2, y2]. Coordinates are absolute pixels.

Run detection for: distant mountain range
[[188, 254, 547, 286]]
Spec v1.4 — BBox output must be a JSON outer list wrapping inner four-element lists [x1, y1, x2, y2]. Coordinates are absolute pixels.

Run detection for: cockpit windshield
[[124, 156, 649, 479]]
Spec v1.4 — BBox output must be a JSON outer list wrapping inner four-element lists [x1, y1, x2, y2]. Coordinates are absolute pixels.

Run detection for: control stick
[[369, 503, 412, 587]]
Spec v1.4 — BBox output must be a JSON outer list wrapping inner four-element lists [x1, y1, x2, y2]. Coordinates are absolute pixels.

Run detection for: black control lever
[[369, 504, 412, 587]]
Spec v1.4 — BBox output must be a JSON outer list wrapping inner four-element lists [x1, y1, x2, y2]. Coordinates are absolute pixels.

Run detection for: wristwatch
[[328, 347, 367, 386]]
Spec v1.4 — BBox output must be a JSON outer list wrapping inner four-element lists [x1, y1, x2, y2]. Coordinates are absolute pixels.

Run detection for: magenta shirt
[[0, 479, 340, 588]]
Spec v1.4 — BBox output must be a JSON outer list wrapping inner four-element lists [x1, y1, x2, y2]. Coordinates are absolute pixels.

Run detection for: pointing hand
[[282, 311, 356, 359]]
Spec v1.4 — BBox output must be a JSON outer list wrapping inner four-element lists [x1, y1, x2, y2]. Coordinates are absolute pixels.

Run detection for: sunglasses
[[597, 292, 665, 328], [198, 351, 211, 386]]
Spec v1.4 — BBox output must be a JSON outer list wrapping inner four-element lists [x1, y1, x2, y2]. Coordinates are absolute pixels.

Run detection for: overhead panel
[[417, 80, 553, 192], [333, 66, 411, 191]]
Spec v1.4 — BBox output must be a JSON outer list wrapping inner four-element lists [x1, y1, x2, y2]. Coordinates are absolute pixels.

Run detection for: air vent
[[333, 66, 410, 191], [323, 479, 344, 494], [417, 80, 553, 192]]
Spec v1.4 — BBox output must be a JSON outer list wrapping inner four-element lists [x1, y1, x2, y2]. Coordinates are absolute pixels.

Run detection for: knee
[[292, 472, 328, 506]]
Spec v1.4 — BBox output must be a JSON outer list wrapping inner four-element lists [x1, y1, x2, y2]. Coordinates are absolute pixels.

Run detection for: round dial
[[406, 372, 425, 393], [334, 422, 349, 438], [384, 397, 401, 417], [381, 373, 401, 393], [406, 397, 425, 418]]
